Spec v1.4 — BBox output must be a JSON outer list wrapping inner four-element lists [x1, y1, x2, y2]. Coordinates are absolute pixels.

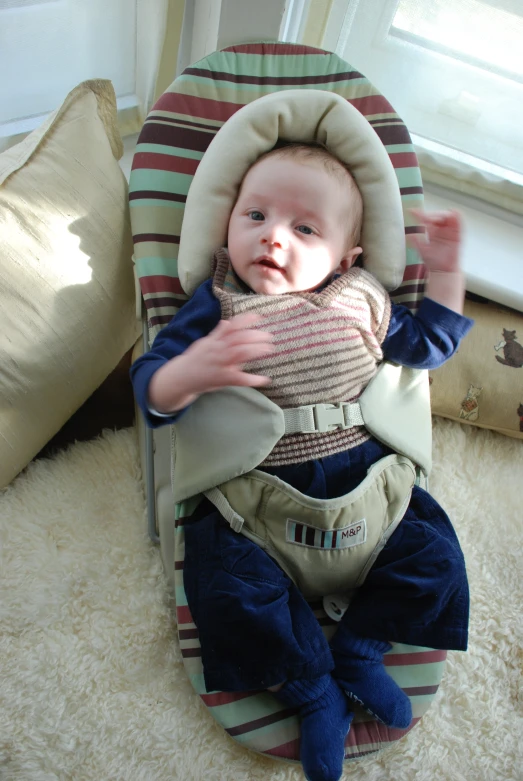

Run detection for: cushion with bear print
[[429, 296, 523, 439]]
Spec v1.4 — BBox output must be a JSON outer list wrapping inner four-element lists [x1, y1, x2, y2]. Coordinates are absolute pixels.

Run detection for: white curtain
[[0, 0, 169, 149]]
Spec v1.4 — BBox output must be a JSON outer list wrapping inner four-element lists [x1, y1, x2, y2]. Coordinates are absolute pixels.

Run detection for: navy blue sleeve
[[382, 297, 474, 369], [130, 279, 221, 428]]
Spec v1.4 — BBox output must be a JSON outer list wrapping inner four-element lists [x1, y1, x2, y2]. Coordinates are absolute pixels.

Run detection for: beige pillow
[[0, 80, 140, 488], [430, 298, 523, 439]]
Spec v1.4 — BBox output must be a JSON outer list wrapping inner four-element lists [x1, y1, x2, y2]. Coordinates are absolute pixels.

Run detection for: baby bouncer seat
[[130, 41, 447, 764]]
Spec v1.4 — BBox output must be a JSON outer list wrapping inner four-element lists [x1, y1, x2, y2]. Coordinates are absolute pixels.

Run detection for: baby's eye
[[248, 211, 264, 221], [296, 225, 314, 235]]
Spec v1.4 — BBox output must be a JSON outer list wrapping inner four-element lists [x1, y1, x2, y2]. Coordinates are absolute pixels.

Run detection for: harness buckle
[[313, 403, 348, 433]]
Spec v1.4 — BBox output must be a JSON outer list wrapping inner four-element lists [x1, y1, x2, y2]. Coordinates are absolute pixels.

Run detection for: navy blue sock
[[274, 674, 353, 781], [331, 626, 412, 729]]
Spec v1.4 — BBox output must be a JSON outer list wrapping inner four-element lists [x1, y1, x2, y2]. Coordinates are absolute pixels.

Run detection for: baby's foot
[[332, 632, 412, 729], [275, 674, 353, 781]]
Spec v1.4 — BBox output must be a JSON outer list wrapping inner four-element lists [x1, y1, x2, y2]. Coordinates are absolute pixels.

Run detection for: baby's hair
[[253, 141, 363, 247]]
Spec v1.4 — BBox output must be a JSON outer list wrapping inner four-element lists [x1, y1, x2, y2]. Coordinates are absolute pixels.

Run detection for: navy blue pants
[[183, 443, 469, 693]]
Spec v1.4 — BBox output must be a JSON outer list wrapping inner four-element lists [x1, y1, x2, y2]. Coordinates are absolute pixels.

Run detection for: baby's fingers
[[409, 208, 461, 233], [224, 341, 274, 365]]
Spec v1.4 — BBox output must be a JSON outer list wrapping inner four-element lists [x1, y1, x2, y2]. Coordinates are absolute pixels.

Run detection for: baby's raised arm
[[147, 313, 274, 414], [409, 209, 465, 314]]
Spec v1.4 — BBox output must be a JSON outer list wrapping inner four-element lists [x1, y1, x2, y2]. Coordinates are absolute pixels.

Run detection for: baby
[[131, 144, 473, 781]]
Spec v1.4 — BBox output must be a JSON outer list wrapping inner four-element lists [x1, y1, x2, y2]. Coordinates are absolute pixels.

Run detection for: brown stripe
[[369, 118, 403, 126], [265, 358, 372, 393], [150, 312, 182, 326], [227, 707, 296, 737], [134, 233, 180, 244], [184, 66, 363, 86], [371, 124, 413, 146], [400, 186, 424, 196], [403, 685, 439, 696], [262, 345, 367, 379], [305, 526, 316, 546], [138, 122, 213, 153], [223, 43, 330, 56], [129, 190, 186, 204], [178, 628, 199, 640], [147, 115, 221, 132], [396, 282, 426, 296], [263, 430, 370, 466], [181, 648, 202, 658], [405, 226, 425, 234], [148, 295, 187, 308]]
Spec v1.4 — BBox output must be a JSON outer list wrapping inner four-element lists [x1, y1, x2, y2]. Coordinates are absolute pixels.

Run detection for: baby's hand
[[179, 313, 274, 395], [408, 209, 462, 274]]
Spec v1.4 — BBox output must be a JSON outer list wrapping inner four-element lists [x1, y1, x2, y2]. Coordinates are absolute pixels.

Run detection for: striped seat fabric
[[129, 41, 443, 764]]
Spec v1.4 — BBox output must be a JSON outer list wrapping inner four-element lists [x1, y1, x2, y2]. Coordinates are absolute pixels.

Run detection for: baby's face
[[227, 156, 362, 295]]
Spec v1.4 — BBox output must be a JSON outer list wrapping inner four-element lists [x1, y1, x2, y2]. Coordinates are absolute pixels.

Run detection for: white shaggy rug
[[1, 419, 521, 781]]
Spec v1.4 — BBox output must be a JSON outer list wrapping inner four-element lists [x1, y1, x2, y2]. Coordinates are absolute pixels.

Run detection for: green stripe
[[387, 661, 445, 688], [175, 585, 188, 606], [233, 716, 298, 748], [189, 673, 208, 695], [395, 167, 424, 189], [211, 693, 287, 728], [178, 73, 369, 96], [194, 50, 353, 78], [136, 257, 179, 276], [130, 199, 185, 210], [128, 169, 192, 195], [385, 144, 416, 154], [135, 143, 204, 160]]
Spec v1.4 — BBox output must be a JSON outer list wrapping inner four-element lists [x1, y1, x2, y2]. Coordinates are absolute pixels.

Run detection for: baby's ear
[[338, 247, 363, 272]]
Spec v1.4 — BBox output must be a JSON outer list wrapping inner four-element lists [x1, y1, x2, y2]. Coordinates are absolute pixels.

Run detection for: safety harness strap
[[283, 401, 364, 434]]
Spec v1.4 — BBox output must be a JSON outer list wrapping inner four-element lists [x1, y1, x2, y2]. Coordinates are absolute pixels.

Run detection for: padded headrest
[[178, 89, 406, 295]]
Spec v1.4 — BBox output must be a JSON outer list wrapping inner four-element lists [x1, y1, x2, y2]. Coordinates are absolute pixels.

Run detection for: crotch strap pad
[[204, 454, 417, 600]]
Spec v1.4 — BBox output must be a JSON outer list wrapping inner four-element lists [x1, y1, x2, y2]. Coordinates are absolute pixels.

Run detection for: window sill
[[424, 183, 523, 314]]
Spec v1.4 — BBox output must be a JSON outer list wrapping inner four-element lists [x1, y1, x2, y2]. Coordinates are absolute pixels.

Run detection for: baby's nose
[[262, 224, 289, 249]]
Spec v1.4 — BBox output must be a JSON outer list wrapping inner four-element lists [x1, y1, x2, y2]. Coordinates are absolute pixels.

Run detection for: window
[[0, 0, 168, 147], [329, 0, 523, 180]]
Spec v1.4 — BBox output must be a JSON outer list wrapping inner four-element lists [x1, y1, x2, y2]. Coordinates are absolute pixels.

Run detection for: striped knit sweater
[[212, 249, 392, 466]]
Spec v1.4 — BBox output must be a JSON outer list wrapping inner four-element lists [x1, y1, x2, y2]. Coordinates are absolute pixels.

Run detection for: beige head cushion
[[178, 89, 406, 296]]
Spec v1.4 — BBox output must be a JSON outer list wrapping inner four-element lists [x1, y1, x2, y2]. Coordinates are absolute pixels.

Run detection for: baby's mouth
[[256, 256, 285, 273]]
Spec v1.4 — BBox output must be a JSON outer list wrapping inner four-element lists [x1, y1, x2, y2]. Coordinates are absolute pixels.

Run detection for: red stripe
[[132, 152, 199, 175], [384, 650, 447, 666], [389, 152, 419, 169], [139, 274, 184, 295], [349, 95, 395, 116], [223, 43, 327, 56], [154, 92, 244, 122], [401, 263, 426, 282], [201, 690, 259, 707], [176, 605, 195, 625], [264, 737, 300, 760]]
